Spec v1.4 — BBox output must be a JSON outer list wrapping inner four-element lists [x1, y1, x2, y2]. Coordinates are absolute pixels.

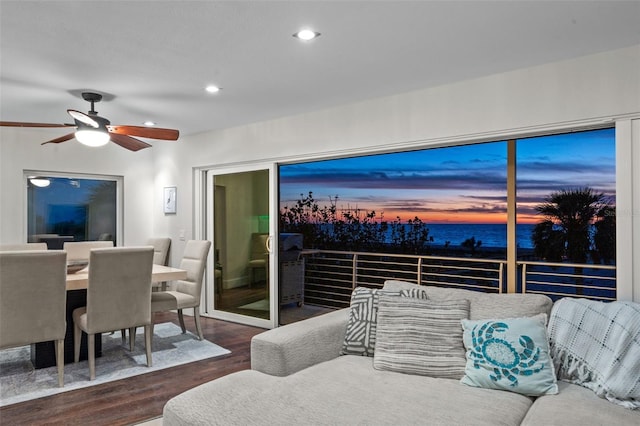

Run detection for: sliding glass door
[[203, 164, 277, 328]]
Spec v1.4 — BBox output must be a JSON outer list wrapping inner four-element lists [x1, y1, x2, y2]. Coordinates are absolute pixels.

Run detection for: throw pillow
[[373, 296, 470, 379], [461, 314, 558, 396], [340, 286, 428, 356]]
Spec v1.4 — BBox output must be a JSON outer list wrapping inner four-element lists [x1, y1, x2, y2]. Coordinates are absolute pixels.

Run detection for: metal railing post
[[352, 253, 358, 290]]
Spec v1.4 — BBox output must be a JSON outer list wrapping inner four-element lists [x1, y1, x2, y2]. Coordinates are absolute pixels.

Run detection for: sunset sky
[[279, 128, 616, 224]]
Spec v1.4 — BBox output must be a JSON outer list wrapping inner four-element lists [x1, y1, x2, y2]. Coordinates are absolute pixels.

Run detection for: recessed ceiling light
[[143, 121, 156, 126], [205, 85, 221, 93], [293, 29, 320, 41]]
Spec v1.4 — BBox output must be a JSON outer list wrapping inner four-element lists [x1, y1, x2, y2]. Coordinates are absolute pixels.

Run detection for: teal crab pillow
[[461, 314, 558, 396]]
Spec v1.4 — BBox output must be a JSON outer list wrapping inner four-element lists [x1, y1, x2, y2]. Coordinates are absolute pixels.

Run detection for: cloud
[[281, 169, 507, 191]]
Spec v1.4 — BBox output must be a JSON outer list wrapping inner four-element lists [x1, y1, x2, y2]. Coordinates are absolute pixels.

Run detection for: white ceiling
[[1, 1, 639, 139]]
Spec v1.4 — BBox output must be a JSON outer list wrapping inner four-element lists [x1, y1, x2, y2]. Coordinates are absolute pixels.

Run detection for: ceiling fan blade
[[109, 133, 152, 152], [67, 109, 99, 128], [41, 133, 76, 145], [107, 125, 179, 140], [1, 121, 74, 128]]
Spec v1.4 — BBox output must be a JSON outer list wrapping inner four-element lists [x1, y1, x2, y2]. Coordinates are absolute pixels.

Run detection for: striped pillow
[[373, 296, 470, 379], [340, 287, 428, 357]]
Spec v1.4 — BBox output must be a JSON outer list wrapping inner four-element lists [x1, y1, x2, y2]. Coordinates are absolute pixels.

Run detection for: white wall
[[1, 45, 638, 300]]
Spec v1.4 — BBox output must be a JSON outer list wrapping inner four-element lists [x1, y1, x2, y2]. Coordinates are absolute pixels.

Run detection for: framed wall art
[[164, 186, 177, 214]]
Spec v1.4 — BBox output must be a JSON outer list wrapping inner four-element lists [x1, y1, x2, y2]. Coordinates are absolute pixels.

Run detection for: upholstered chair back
[[0, 243, 48, 251], [148, 237, 171, 265], [64, 241, 113, 262], [84, 246, 154, 334], [0, 250, 67, 348], [175, 240, 211, 302]]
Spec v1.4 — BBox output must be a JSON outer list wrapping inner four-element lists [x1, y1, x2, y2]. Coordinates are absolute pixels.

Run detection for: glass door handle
[[266, 235, 273, 253]]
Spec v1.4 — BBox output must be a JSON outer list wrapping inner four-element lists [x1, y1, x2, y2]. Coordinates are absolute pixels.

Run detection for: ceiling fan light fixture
[[75, 129, 110, 147]]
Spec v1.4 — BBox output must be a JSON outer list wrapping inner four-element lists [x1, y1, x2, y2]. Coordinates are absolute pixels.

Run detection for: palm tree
[[533, 187, 609, 263], [532, 187, 612, 297], [593, 206, 616, 264], [531, 220, 564, 262]]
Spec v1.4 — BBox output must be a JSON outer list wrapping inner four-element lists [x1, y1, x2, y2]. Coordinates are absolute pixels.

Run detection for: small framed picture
[[164, 186, 177, 214]]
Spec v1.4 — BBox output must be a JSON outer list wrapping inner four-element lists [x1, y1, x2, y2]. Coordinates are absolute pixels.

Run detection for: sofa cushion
[[461, 314, 558, 396], [341, 286, 427, 356], [164, 355, 534, 426], [373, 296, 469, 379], [521, 381, 640, 426], [383, 280, 553, 319]]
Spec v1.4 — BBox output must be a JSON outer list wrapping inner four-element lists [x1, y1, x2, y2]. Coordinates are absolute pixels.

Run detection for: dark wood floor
[[0, 312, 266, 426]]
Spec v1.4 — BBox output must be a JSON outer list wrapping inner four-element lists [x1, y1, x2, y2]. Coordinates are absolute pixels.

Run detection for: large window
[[279, 127, 616, 300], [26, 173, 120, 248]]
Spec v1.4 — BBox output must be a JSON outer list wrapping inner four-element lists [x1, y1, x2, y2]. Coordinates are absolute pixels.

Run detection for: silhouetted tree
[[461, 236, 482, 255], [533, 187, 610, 263], [531, 220, 565, 262], [593, 206, 616, 264], [280, 192, 431, 254]]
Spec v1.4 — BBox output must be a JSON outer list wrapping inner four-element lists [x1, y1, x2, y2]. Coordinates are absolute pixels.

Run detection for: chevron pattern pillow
[[340, 286, 428, 357]]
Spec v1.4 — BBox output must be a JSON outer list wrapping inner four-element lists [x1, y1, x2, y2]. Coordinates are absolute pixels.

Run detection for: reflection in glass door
[[205, 167, 275, 328]]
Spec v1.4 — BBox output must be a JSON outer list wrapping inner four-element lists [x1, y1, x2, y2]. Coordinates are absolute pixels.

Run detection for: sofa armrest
[[251, 308, 349, 376]]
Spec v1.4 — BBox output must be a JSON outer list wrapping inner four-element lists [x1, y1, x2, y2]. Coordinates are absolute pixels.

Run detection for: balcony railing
[[299, 250, 616, 309]]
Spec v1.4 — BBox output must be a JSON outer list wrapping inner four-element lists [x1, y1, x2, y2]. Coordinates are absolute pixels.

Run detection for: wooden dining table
[[33, 264, 188, 368]]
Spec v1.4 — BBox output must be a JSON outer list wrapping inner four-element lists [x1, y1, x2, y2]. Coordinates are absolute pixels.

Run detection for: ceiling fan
[[0, 92, 179, 151]]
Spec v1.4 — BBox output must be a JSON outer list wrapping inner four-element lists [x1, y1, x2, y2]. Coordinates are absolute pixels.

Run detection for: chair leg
[[55, 339, 64, 387], [121, 329, 127, 345], [193, 307, 203, 340], [73, 323, 82, 363], [144, 324, 152, 367], [129, 327, 136, 351], [178, 309, 186, 334], [150, 313, 155, 340], [88, 333, 96, 380]]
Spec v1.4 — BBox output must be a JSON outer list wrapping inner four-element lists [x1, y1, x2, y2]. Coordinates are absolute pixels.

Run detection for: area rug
[[238, 298, 270, 311], [0, 323, 230, 407]]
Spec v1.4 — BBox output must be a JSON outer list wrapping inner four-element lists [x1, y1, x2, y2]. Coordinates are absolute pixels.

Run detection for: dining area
[[0, 239, 211, 389]]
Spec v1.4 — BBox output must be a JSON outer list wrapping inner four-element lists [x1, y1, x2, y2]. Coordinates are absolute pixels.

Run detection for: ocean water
[[415, 223, 535, 249]]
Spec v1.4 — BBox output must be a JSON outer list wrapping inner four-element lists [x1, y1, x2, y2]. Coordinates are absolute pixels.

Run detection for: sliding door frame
[[195, 161, 278, 329]]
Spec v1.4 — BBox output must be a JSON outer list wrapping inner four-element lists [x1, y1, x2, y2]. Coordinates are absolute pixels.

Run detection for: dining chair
[[0, 250, 67, 387], [148, 237, 171, 266], [247, 233, 269, 288], [72, 246, 154, 380], [151, 240, 211, 341], [148, 237, 171, 291], [0, 242, 48, 251], [63, 241, 114, 262]]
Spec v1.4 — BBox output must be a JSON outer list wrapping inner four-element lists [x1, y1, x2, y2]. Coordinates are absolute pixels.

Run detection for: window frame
[[23, 170, 124, 245], [277, 124, 623, 297]]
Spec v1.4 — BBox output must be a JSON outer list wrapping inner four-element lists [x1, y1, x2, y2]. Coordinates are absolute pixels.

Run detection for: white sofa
[[163, 283, 639, 425]]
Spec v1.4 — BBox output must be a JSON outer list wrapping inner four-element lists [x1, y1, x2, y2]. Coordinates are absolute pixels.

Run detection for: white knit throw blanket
[[547, 297, 640, 409]]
